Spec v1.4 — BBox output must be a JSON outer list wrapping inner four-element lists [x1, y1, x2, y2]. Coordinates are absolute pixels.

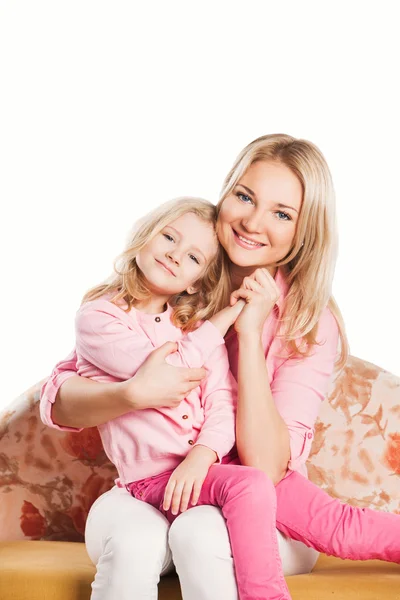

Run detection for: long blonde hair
[[217, 133, 349, 371], [82, 197, 231, 332]]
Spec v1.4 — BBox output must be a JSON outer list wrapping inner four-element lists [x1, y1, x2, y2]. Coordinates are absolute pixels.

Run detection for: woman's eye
[[236, 192, 254, 204], [276, 211, 291, 221], [163, 233, 174, 241], [189, 254, 200, 264]]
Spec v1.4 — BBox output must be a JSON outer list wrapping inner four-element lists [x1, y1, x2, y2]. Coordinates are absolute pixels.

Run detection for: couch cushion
[[2, 541, 400, 600], [287, 554, 400, 599], [0, 541, 181, 600]]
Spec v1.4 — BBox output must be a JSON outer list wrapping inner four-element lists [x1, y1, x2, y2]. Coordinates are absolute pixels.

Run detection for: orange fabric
[[2, 541, 400, 600]]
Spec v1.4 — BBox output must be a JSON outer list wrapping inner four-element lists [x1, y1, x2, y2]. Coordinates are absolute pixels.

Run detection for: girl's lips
[[155, 259, 176, 276], [232, 229, 266, 250]]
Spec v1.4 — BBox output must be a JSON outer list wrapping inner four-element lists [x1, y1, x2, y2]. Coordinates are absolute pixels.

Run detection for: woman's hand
[[120, 342, 207, 411], [163, 445, 217, 515], [230, 268, 281, 336]]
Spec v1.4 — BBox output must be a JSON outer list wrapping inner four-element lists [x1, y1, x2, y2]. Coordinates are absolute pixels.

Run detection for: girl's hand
[[163, 446, 217, 515], [120, 342, 207, 410], [230, 268, 281, 336], [208, 300, 246, 337]]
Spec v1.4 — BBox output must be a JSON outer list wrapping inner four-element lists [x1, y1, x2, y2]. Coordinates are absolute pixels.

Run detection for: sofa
[[1, 355, 400, 599]]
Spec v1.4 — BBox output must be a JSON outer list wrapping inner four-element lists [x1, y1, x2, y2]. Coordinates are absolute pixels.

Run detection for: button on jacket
[[40, 269, 339, 480], [41, 295, 237, 485]]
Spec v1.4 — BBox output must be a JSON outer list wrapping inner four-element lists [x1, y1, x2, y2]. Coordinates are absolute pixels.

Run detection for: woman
[[40, 133, 349, 599]]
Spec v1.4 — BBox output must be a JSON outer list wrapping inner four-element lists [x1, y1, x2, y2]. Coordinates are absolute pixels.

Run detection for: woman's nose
[[241, 212, 265, 234]]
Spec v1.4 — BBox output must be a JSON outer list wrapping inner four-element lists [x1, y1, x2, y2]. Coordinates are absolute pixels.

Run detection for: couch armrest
[[308, 356, 400, 511], [0, 381, 117, 541]]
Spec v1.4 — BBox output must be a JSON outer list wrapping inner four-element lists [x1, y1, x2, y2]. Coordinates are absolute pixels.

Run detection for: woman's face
[[216, 160, 303, 274]]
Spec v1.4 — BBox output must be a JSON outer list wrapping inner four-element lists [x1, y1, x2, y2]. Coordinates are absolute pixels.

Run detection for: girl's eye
[[236, 192, 254, 204], [189, 254, 200, 264], [276, 211, 291, 221], [163, 233, 174, 241]]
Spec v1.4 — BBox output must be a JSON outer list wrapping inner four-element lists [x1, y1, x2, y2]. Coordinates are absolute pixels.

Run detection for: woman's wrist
[[236, 329, 263, 344], [116, 379, 141, 411]]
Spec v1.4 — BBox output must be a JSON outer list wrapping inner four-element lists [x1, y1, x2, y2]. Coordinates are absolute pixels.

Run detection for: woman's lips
[[232, 229, 265, 250]]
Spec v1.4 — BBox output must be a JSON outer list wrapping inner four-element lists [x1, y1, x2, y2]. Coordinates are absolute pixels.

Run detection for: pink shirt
[[40, 269, 339, 480], [41, 295, 237, 485]]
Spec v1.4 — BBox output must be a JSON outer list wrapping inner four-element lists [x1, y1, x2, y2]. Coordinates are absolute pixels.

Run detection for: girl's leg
[[192, 464, 291, 600], [85, 485, 173, 600], [132, 465, 290, 600], [169, 506, 318, 600], [276, 470, 400, 562]]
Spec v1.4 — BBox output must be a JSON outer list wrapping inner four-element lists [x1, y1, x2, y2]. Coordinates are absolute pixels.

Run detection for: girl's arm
[[75, 299, 226, 379]]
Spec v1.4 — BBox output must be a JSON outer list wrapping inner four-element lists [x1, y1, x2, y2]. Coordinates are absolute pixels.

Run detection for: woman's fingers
[[242, 277, 264, 294], [252, 269, 280, 300]]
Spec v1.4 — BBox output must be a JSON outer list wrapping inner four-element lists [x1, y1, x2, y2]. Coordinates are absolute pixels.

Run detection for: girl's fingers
[[163, 479, 176, 511], [170, 481, 185, 515], [191, 478, 205, 506], [230, 287, 255, 304], [179, 481, 195, 513]]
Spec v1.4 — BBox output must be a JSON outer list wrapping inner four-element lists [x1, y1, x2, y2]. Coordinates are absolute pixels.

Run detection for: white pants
[[85, 486, 319, 600]]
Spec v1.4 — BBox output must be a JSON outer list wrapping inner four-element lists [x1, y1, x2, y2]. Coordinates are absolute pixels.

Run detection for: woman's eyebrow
[[166, 226, 206, 261], [237, 184, 298, 214]]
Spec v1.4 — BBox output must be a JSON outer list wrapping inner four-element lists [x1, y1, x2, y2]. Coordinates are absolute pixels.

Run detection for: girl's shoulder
[[77, 293, 131, 321]]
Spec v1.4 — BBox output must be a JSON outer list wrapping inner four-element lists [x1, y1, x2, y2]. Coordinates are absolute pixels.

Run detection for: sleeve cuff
[[193, 432, 235, 464], [40, 373, 83, 432], [287, 428, 314, 472]]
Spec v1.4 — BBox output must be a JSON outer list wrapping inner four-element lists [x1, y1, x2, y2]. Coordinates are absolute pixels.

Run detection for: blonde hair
[[217, 133, 349, 371], [82, 197, 231, 332]]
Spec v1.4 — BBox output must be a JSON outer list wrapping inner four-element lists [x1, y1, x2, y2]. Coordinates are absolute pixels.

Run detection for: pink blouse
[[40, 269, 339, 480]]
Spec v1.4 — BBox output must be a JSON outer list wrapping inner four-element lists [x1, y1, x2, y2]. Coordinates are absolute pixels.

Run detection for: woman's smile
[[232, 228, 266, 250]]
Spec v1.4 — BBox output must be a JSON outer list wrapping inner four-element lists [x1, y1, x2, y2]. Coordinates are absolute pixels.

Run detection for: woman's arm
[[236, 330, 290, 485], [41, 343, 207, 430], [232, 269, 339, 485]]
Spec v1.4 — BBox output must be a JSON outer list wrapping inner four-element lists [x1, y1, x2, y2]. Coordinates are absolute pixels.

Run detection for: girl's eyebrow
[[236, 184, 299, 214], [166, 226, 206, 261]]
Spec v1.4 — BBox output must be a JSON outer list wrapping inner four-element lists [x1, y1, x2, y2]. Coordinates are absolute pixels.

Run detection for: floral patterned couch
[[1, 355, 400, 599]]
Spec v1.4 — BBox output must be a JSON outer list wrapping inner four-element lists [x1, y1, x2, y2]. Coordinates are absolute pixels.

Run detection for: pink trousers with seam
[[128, 463, 400, 600]]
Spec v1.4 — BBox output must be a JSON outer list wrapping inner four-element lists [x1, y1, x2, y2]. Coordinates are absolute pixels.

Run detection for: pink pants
[[128, 463, 291, 600], [128, 465, 400, 600]]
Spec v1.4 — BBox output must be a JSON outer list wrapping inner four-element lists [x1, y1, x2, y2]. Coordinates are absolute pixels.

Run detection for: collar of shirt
[[129, 303, 173, 325]]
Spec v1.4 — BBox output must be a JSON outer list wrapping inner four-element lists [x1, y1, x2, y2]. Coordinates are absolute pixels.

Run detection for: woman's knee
[[169, 505, 231, 560], [85, 487, 171, 566]]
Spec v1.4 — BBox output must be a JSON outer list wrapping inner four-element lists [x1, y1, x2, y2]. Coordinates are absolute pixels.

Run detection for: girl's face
[[217, 160, 303, 275], [136, 212, 218, 298]]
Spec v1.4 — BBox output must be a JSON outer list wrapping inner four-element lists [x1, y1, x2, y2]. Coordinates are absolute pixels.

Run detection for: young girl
[[70, 196, 293, 600]]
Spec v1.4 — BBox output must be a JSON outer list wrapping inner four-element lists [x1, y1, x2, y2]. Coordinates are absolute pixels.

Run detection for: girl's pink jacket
[[40, 270, 339, 482], [41, 293, 237, 485]]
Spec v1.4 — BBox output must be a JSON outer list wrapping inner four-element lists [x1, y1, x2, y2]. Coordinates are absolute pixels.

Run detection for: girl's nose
[[166, 250, 180, 265]]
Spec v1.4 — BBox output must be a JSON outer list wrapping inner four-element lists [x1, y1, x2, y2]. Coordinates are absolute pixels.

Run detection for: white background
[[1, 1, 399, 410]]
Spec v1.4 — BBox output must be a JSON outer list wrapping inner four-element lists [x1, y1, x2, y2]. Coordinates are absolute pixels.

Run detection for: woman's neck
[[229, 263, 277, 292]]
